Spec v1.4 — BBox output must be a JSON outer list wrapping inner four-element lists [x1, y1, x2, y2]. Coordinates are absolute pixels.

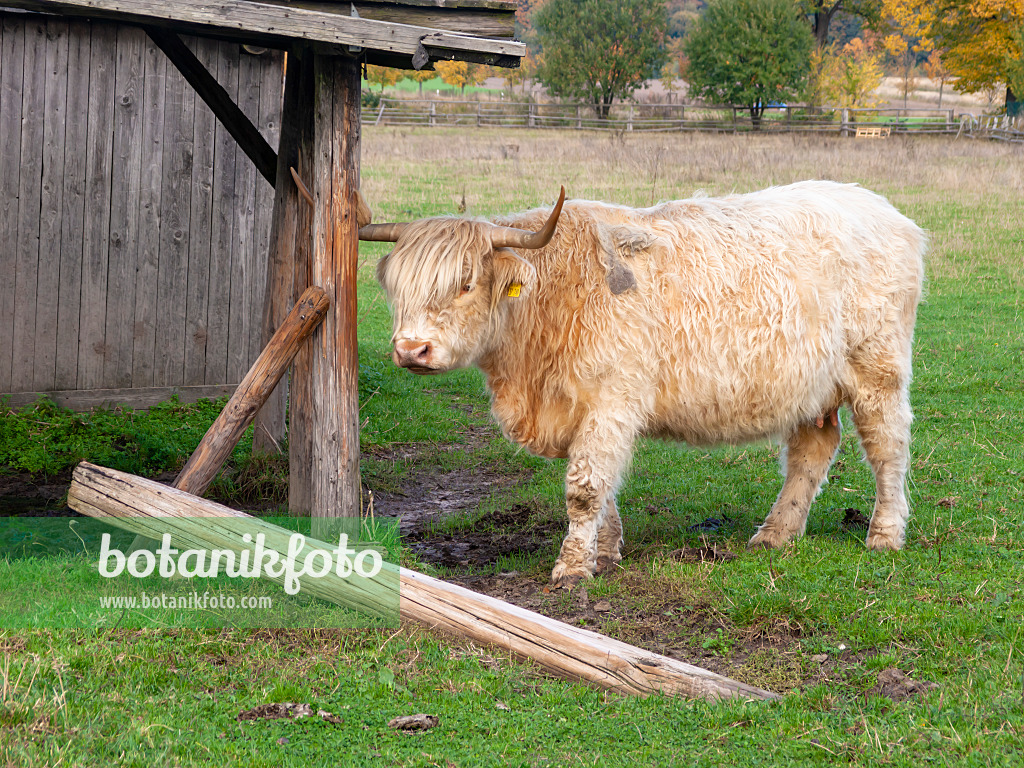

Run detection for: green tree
[[800, 0, 882, 50], [684, 0, 814, 129], [533, 0, 667, 119]]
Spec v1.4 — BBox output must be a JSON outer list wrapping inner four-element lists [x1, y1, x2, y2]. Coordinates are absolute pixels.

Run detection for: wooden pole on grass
[[70, 461, 779, 703]]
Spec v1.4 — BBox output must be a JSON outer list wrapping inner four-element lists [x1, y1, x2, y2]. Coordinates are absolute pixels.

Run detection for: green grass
[[3, 130, 1024, 765], [362, 76, 502, 97]]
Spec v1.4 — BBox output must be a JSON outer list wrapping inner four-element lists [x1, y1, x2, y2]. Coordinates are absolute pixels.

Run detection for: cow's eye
[[460, 284, 473, 296]]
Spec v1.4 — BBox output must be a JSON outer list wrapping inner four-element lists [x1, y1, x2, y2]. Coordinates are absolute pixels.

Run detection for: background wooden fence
[[0, 12, 283, 410], [367, 98, 1024, 141]]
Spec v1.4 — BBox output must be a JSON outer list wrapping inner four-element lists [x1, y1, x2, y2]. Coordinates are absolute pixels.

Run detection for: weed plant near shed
[[2, 130, 1023, 766]]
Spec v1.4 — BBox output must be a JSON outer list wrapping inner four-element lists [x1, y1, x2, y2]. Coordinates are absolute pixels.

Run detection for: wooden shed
[[0, 0, 524, 520], [1, 11, 283, 410]]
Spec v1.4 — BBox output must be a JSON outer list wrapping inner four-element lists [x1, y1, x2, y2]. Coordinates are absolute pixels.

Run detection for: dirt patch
[[0, 470, 75, 516], [237, 703, 343, 724], [869, 668, 939, 702], [0, 469, 179, 517], [403, 503, 559, 569]]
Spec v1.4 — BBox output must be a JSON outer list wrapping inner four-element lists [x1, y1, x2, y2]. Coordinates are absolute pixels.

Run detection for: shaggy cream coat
[[376, 181, 926, 586]]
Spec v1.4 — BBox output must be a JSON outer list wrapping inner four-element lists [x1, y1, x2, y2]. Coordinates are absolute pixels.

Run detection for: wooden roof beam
[[3, 0, 525, 65]]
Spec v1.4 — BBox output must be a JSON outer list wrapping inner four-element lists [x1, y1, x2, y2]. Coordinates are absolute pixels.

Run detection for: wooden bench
[[855, 125, 891, 138]]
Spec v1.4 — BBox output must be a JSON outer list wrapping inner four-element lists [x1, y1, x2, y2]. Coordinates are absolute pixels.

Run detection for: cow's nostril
[[394, 338, 433, 368]]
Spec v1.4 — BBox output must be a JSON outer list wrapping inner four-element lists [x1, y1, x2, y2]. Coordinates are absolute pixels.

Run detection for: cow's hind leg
[[848, 360, 913, 550], [552, 415, 634, 588], [749, 417, 841, 548]]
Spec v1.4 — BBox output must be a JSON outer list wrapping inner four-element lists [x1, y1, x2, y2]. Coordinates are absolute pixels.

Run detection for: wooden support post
[[69, 461, 779, 702], [253, 51, 314, 454], [289, 53, 362, 521], [175, 286, 329, 495]]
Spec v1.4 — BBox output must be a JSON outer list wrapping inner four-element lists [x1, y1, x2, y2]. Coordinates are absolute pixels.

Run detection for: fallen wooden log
[[69, 461, 779, 702]]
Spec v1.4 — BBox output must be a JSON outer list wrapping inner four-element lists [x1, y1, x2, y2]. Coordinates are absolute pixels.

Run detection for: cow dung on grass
[[361, 181, 925, 588]]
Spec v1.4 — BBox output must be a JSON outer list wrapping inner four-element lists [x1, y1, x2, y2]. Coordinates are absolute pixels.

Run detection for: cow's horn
[[358, 222, 409, 242], [489, 186, 565, 250]]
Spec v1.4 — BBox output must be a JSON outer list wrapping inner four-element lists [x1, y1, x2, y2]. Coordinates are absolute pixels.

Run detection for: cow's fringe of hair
[[376, 217, 491, 324]]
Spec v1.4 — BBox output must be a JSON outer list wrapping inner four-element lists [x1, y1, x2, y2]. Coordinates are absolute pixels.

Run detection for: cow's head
[[360, 188, 565, 375]]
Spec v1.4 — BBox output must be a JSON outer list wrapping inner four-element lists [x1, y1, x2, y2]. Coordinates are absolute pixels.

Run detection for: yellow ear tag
[[506, 282, 522, 298]]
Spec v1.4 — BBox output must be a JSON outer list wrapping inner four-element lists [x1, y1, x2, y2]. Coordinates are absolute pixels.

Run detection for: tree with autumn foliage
[[928, 0, 1024, 106], [817, 36, 885, 107], [1004, 25, 1024, 110], [532, 0, 667, 119], [408, 68, 436, 96], [684, 0, 814, 129], [923, 49, 951, 107], [875, 0, 1023, 108], [434, 60, 488, 94], [365, 65, 403, 93]]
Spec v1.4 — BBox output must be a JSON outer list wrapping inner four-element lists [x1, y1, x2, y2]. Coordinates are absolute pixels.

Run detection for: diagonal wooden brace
[[175, 285, 330, 496]]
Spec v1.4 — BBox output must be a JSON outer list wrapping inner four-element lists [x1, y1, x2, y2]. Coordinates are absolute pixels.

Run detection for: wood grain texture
[[295, 53, 362, 521], [103, 23, 145, 388], [129, 30, 165, 388], [249, 50, 279, 375], [153, 43, 195, 387], [5, 383, 236, 410], [202, 41, 239, 387], [183, 35, 217, 386], [12, 19, 46, 392], [32, 18, 69, 392], [1, 16, 285, 402], [252, 51, 295, 455], [145, 27, 276, 185], [68, 460, 778, 702], [0, 0, 525, 59], [226, 48, 261, 384], [287, 48, 316, 514], [77, 21, 116, 390], [54, 20, 90, 391], [0, 17, 25, 393]]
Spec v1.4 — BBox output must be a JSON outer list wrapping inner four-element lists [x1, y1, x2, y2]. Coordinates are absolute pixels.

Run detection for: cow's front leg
[[551, 418, 634, 588], [595, 497, 623, 575]]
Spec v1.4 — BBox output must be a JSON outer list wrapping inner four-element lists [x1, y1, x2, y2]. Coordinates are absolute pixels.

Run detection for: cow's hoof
[[865, 529, 904, 551], [748, 530, 788, 549], [550, 562, 592, 589], [594, 555, 621, 575]]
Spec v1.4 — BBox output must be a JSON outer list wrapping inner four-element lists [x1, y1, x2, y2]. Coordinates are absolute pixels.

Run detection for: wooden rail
[[361, 98, 1023, 140]]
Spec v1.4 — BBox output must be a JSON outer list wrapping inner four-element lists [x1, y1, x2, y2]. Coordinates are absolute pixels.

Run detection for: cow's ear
[[490, 248, 537, 306]]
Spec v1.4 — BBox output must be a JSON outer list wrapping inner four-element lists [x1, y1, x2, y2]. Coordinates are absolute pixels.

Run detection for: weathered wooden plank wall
[[0, 12, 282, 410]]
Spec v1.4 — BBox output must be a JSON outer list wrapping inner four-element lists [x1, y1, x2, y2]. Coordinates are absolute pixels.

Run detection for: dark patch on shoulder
[[606, 261, 636, 294]]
